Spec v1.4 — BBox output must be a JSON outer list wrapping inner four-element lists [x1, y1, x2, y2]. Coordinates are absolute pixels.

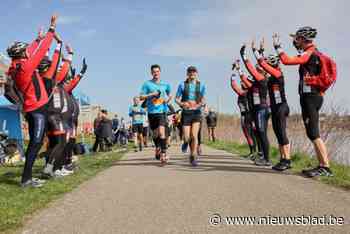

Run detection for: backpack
[[305, 50, 337, 93], [182, 80, 201, 102], [4, 64, 24, 107]]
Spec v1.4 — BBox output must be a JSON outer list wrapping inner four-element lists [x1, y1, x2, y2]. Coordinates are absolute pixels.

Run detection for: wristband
[[55, 43, 62, 51], [253, 49, 262, 60], [238, 69, 244, 76], [49, 26, 55, 32], [241, 53, 247, 61], [276, 47, 284, 54], [66, 54, 73, 62]]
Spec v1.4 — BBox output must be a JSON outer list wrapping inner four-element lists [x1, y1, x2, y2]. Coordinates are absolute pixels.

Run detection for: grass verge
[[0, 149, 126, 233], [205, 140, 350, 190]]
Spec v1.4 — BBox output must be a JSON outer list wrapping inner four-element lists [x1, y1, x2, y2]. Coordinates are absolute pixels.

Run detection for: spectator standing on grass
[[92, 111, 102, 152], [206, 107, 217, 142], [99, 109, 113, 152]]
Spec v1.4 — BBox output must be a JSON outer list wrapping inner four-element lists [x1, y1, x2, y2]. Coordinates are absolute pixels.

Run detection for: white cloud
[[149, 0, 349, 59]]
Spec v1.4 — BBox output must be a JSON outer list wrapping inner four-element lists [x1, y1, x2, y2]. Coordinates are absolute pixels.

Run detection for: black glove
[[70, 66, 76, 78], [232, 63, 236, 71], [240, 45, 247, 61], [80, 58, 87, 75]]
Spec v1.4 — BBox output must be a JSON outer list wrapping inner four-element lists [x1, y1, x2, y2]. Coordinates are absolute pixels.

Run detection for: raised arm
[[43, 43, 61, 79], [24, 15, 58, 73], [230, 75, 245, 96], [240, 45, 265, 81], [272, 33, 313, 65]]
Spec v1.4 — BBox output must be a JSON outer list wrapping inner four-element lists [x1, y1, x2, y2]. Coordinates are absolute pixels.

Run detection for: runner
[[129, 96, 146, 152], [272, 27, 333, 177], [206, 107, 217, 142], [140, 64, 172, 165], [175, 66, 206, 167], [6, 15, 60, 187], [238, 44, 272, 166], [251, 39, 292, 171], [142, 113, 149, 147], [230, 66, 258, 160]]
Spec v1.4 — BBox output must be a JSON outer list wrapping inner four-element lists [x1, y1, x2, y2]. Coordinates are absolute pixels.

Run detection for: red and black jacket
[[8, 30, 55, 113], [278, 44, 322, 96], [231, 79, 249, 114], [257, 58, 287, 107], [242, 59, 269, 109]]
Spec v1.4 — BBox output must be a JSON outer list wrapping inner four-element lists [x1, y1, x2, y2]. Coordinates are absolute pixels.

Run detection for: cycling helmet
[[7, 41, 29, 58], [266, 54, 280, 67], [290, 26, 317, 40], [38, 56, 52, 73]]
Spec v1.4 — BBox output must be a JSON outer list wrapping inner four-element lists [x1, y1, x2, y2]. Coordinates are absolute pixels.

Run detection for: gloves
[[240, 45, 247, 61], [70, 66, 76, 79], [80, 58, 87, 76]]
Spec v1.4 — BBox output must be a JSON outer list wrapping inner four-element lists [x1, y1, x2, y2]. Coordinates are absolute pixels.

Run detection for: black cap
[[187, 66, 198, 73]]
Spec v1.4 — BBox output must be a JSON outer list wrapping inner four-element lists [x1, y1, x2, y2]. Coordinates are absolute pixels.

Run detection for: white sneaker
[[54, 170, 65, 178], [32, 178, 46, 184], [43, 164, 54, 177], [61, 167, 74, 175]]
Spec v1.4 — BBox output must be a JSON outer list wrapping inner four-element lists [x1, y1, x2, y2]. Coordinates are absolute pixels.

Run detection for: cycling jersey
[[278, 44, 321, 95], [140, 79, 171, 114], [8, 30, 55, 112], [243, 60, 269, 108], [257, 59, 287, 106]]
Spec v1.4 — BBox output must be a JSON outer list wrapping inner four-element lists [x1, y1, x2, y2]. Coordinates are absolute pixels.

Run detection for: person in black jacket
[[98, 109, 113, 152], [206, 108, 217, 142]]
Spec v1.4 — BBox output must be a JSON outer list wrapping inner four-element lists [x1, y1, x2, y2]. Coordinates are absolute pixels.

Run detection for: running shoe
[[61, 167, 74, 175], [64, 163, 76, 171], [155, 148, 161, 160], [21, 179, 43, 188], [197, 145, 203, 156], [272, 159, 292, 171], [254, 157, 272, 166], [249, 153, 256, 161], [54, 169, 71, 178], [43, 163, 54, 177], [181, 143, 189, 153], [302, 166, 333, 178], [189, 155, 198, 167], [160, 153, 167, 166], [32, 178, 46, 184]]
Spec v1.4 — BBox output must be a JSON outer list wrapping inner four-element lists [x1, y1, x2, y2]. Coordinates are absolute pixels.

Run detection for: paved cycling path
[[21, 145, 350, 234]]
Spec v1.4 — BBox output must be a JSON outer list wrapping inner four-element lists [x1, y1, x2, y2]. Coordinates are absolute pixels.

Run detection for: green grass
[[206, 140, 350, 190], [0, 149, 126, 233]]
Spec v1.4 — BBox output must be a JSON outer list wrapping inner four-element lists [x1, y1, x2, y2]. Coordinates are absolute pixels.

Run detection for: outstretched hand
[[50, 14, 58, 28], [240, 44, 246, 55], [259, 37, 265, 53], [272, 33, 281, 48], [80, 58, 88, 75], [66, 44, 73, 54], [70, 66, 76, 78]]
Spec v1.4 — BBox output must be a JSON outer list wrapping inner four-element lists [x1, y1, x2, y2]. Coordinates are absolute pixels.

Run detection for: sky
[[0, 0, 349, 117]]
